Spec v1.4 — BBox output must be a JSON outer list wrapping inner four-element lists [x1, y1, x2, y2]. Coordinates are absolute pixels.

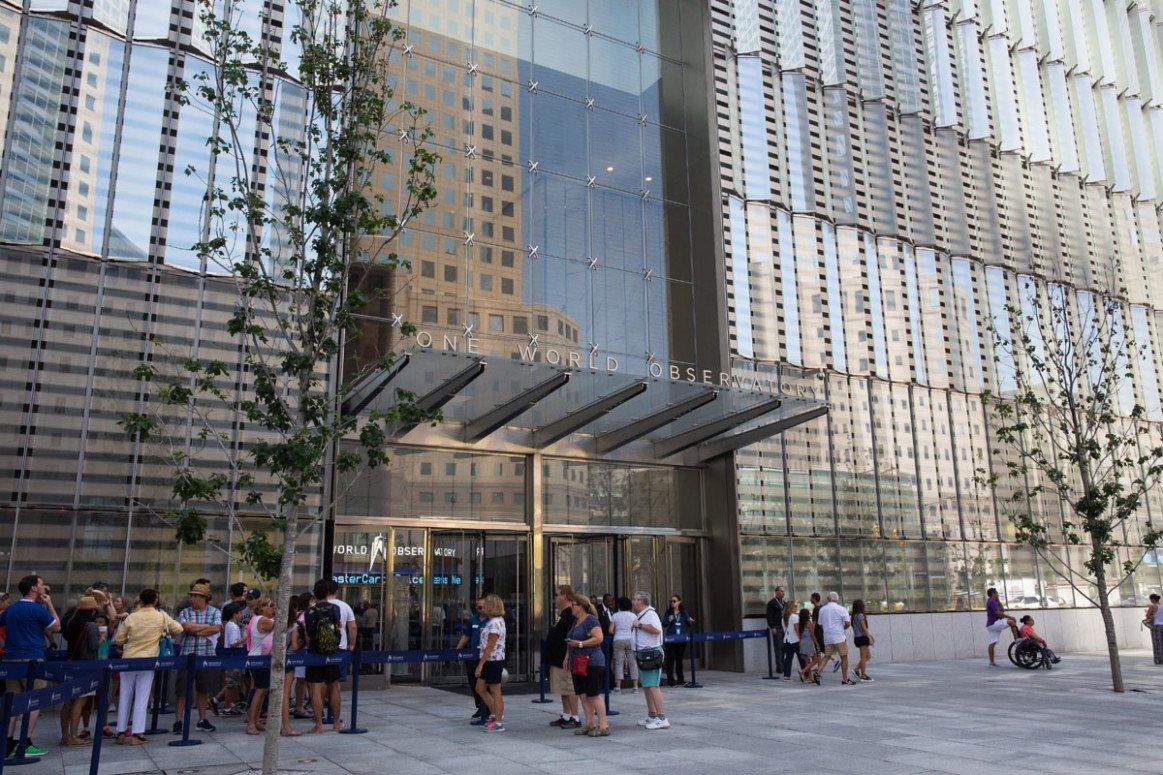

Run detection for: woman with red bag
[[565, 595, 609, 737]]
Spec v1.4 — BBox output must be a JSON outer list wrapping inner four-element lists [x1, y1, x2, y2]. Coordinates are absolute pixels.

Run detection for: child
[[213, 603, 247, 717], [1018, 615, 1060, 664]]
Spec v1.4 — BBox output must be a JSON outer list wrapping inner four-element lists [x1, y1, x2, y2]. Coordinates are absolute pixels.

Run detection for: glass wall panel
[[740, 533, 788, 616], [960, 541, 1003, 610], [832, 376, 876, 537], [789, 535, 841, 604], [884, 540, 928, 611], [0, 18, 68, 244], [781, 366, 833, 536], [838, 538, 886, 612], [869, 380, 921, 539]]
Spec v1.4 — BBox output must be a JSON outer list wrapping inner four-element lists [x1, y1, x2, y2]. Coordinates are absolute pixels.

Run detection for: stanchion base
[[3, 756, 39, 766], [338, 727, 368, 735], [684, 682, 703, 689], [167, 739, 204, 747], [606, 709, 620, 716], [530, 698, 554, 704], [144, 727, 169, 735]]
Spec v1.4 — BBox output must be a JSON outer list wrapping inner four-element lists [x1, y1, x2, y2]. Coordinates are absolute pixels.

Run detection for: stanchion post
[[685, 632, 702, 689], [762, 628, 779, 680], [601, 638, 619, 717], [146, 666, 165, 734], [0, 692, 11, 775], [339, 652, 367, 735], [89, 666, 111, 775], [530, 638, 552, 704], [168, 655, 202, 747]]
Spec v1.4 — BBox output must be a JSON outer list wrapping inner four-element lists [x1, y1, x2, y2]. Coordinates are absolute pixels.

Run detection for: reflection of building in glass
[[717, 0, 1163, 617]]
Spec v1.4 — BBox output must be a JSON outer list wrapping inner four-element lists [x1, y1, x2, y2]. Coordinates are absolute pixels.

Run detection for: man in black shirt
[[545, 585, 579, 729], [765, 586, 786, 672]]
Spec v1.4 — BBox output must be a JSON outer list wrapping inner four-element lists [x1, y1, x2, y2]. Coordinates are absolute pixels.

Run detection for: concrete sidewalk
[[25, 650, 1163, 774]]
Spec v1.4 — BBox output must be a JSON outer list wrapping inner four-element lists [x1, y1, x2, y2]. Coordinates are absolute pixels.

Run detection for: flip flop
[[281, 729, 301, 737]]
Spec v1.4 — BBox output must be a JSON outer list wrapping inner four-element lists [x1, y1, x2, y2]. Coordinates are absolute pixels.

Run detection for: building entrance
[[331, 525, 528, 684]]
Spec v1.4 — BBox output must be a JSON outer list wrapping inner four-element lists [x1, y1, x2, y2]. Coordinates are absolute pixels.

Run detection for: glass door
[[387, 527, 426, 682], [664, 538, 700, 619], [484, 535, 527, 682], [549, 536, 617, 603], [427, 531, 484, 683]]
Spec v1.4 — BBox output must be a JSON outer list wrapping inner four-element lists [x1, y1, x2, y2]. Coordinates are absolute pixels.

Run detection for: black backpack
[[306, 602, 342, 654]]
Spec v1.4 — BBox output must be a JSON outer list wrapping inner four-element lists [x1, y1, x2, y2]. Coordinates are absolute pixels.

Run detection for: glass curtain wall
[[720, 0, 1163, 615]]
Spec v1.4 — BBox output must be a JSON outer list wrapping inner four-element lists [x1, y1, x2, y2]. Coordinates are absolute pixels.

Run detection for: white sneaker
[[632, 687, 639, 693], [637, 716, 652, 726], [645, 717, 671, 730], [613, 687, 621, 694]]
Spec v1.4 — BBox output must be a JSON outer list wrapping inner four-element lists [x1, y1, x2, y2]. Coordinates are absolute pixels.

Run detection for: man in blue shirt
[[455, 597, 487, 723], [0, 574, 60, 757]]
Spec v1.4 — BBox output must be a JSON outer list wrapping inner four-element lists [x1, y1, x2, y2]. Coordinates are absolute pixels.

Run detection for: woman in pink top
[[1017, 615, 1060, 664]]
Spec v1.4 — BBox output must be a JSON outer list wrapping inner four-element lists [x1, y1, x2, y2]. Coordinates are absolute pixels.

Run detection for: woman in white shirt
[[245, 597, 275, 735], [781, 598, 800, 681], [607, 597, 638, 693]]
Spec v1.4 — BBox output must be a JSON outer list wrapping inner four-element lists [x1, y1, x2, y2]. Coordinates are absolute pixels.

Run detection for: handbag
[[159, 613, 176, 657], [633, 609, 665, 671], [570, 652, 589, 676]]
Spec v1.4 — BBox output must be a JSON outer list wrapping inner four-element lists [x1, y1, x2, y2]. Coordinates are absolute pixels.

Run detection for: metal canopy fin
[[594, 388, 717, 454], [532, 379, 647, 448], [340, 352, 410, 418], [392, 359, 486, 437], [696, 404, 828, 462], [653, 396, 784, 459], [465, 370, 570, 442]]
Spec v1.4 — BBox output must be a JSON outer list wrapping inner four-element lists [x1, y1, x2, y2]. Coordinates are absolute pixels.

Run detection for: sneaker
[[483, 720, 506, 733], [562, 718, 581, 729], [172, 721, 183, 736], [19, 742, 46, 757], [988, 661, 999, 668], [841, 678, 857, 686], [812, 673, 821, 686], [859, 674, 874, 682], [471, 710, 483, 720], [612, 687, 621, 694], [645, 717, 671, 730], [637, 716, 652, 727], [586, 726, 611, 737], [549, 717, 567, 727], [632, 687, 639, 693], [1051, 657, 1061, 664], [195, 719, 216, 732], [470, 717, 488, 726]]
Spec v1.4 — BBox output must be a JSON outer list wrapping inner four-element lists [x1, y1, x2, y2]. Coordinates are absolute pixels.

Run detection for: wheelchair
[[1007, 637, 1054, 670]]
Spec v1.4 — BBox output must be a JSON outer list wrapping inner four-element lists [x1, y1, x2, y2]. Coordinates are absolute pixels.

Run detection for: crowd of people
[[0, 574, 366, 757]]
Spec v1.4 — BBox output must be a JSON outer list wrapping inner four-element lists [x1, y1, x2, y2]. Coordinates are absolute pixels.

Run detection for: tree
[[120, 0, 438, 770], [979, 278, 1163, 692]]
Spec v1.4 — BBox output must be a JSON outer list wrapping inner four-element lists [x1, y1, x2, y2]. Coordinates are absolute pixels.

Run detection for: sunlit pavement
[[32, 650, 1163, 774]]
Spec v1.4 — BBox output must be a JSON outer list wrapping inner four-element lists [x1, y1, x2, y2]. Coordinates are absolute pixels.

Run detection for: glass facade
[[717, 0, 1163, 615]]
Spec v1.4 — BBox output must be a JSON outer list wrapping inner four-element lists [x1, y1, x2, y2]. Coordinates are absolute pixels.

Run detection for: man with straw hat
[[173, 581, 222, 736]]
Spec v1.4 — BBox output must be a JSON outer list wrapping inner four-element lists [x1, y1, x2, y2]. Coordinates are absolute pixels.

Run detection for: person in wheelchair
[[1017, 615, 1060, 664]]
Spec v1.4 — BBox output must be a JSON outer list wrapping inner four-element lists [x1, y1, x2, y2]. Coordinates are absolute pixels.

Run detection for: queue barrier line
[[0, 627, 780, 774]]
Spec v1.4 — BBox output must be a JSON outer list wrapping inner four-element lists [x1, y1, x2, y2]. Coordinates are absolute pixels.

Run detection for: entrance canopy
[[343, 348, 827, 464]]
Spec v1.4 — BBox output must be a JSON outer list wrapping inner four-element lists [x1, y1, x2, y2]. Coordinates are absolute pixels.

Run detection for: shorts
[[854, 636, 870, 648], [294, 666, 305, 679], [175, 668, 222, 696], [249, 668, 270, 690], [799, 639, 816, 658], [986, 619, 1011, 645], [637, 648, 664, 688], [479, 660, 504, 686], [824, 641, 848, 658], [305, 664, 340, 685], [223, 669, 242, 689], [571, 665, 605, 697], [3, 659, 47, 694], [549, 665, 575, 696]]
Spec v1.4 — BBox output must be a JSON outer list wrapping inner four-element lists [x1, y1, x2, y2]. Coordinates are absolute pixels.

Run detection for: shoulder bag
[[633, 609, 664, 671], [569, 620, 590, 676], [159, 613, 176, 657]]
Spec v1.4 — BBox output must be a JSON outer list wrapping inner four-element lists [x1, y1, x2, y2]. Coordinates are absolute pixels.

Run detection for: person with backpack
[[305, 579, 347, 733]]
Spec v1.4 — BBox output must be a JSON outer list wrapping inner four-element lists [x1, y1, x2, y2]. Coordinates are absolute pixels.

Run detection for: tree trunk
[[1092, 536, 1125, 693], [262, 512, 299, 774]]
